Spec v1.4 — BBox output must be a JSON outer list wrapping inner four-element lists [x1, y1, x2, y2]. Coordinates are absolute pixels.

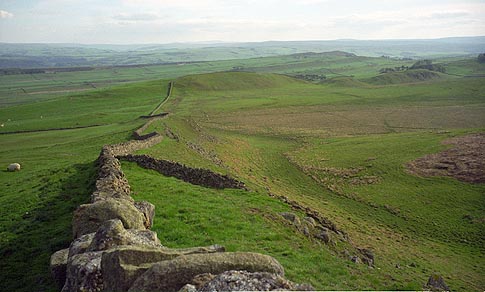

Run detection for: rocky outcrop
[[120, 154, 246, 190]]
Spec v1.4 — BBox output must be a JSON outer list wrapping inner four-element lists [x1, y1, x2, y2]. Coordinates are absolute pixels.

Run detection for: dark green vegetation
[[1, 50, 484, 291]]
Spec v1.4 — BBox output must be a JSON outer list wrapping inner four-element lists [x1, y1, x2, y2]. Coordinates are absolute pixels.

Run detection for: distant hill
[[176, 72, 302, 91], [1, 36, 484, 69], [368, 69, 442, 85]]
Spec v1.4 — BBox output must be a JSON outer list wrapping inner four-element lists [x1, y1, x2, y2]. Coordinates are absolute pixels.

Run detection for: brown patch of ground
[[406, 133, 485, 183]]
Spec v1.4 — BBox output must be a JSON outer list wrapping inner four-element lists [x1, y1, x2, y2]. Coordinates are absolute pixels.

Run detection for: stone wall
[[119, 154, 247, 190], [50, 84, 308, 291]]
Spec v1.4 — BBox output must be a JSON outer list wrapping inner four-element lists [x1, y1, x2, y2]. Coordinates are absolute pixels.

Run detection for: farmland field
[[1, 51, 484, 291]]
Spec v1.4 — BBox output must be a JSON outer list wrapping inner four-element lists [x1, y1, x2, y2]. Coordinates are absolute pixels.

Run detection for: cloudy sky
[[0, 0, 484, 44]]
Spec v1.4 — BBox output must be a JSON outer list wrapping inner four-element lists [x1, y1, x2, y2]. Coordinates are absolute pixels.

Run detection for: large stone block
[[128, 252, 284, 292], [102, 244, 226, 292], [62, 251, 103, 292], [72, 199, 146, 238]]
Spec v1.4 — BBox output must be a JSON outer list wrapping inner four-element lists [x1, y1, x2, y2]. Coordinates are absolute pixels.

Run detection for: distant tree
[[478, 53, 485, 63]]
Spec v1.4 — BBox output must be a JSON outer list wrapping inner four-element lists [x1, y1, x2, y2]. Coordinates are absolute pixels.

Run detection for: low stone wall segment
[[119, 154, 247, 190]]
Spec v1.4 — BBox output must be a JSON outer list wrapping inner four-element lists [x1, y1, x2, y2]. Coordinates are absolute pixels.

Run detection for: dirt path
[[406, 133, 485, 183]]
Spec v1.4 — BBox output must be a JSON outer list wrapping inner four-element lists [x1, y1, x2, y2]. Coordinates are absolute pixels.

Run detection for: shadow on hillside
[[0, 162, 96, 292]]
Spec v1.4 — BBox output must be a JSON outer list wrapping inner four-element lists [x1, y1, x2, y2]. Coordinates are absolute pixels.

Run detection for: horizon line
[[1, 35, 485, 46]]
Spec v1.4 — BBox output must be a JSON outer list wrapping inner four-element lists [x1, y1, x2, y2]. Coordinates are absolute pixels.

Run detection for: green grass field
[[1, 52, 484, 291]]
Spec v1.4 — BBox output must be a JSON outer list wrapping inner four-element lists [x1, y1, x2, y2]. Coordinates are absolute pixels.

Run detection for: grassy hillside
[[1, 53, 484, 291], [0, 79, 167, 291], [133, 71, 485, 290], [0, 51, 416, 107], [367, 69, 442, 85]]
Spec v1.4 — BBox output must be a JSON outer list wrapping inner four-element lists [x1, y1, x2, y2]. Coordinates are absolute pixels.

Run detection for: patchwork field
[[1, 52, 484, 291]]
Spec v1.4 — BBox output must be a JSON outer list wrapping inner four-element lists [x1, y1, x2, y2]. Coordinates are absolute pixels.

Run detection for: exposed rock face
[[129, 252, 284, 292], [197, 270, 315, 291], [50, 248, 69, 290], [72, 199, 146, 238]]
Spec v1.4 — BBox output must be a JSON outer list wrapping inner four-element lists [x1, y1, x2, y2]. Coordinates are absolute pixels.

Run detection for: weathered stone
[[62, 251, 103, 292], [69, 233, 95, 257], [87, 219, 161, 252], [190, 273, 215, 289], [119, 154, 246, 190], [134, 201, 155, 229], [91, 190, 134, 203], [358, 248, 374, 267], [50, 248, 69, 290], [302, 225, 311, 236], [303, 216, 316, 227], [101, 244, 225, 292], [280, 212, 301, 228], [72, 199, 146, 238], [128, 252, 284, 292], [315, 228, 331, 243], [425, 274, 450, 291], [198, 270, 314, 291]]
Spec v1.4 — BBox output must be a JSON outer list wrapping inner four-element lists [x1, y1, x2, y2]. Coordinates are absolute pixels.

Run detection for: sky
[[0, 0, 484, 44]]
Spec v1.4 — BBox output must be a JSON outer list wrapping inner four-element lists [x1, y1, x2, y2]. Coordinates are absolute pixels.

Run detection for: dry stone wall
[[119, 154, 247, 190], [50, 84, 309, 291]]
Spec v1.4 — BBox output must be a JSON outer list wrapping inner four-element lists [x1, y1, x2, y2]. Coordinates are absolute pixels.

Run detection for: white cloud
[[0, 10, 13, 19], [112, 12, 162, 21]]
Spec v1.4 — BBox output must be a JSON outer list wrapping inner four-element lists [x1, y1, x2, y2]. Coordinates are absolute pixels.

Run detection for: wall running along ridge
[[49, 82, 310, 292]]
